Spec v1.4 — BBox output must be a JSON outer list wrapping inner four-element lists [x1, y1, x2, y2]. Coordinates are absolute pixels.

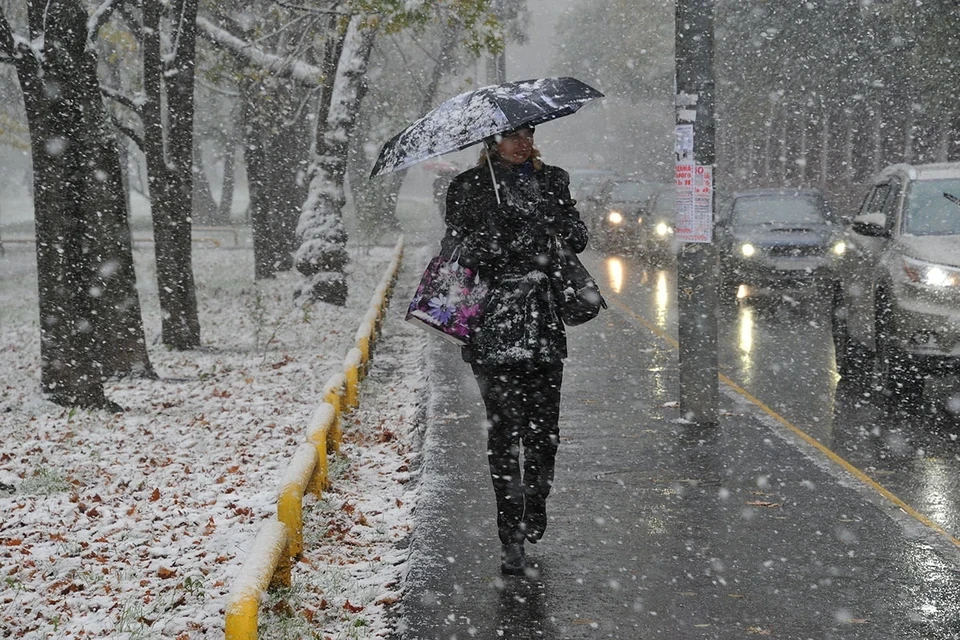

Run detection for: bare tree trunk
[[294, 15, 376, 305], [820, 108, 829, 189], [352, 21, 463, 241], [216, 109, 238, 224], [241, 79, 282, 279], [2, 0, 152, 408], [218, 144, 237, 223], [192, 142, 219, 225], [142, 0, 201, 349], [872, 101, 883, 176]]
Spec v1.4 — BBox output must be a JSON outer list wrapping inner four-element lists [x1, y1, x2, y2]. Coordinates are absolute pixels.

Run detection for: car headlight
[[832, 241, 846, 256], [607, 211, 623, 225], [655, 222, 672, 236], [903, 256, 960, 288], [740, 243, 756, 257]]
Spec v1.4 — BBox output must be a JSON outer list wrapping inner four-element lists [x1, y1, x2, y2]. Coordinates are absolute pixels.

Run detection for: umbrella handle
[[485, 150, 502, 205]]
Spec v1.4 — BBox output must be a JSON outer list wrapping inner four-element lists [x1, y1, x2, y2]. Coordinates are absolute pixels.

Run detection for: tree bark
[[293, 15, 377, 305], [142, 0, 201, 349], [3, 0, 152, 408], [215, 111, 238, 224]]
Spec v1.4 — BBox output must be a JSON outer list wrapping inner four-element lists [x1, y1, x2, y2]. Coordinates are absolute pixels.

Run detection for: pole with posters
[[675, 0, 718, 425]]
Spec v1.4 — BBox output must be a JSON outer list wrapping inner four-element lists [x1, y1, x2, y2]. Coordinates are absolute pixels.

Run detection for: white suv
[[831, 162, 960, 409]]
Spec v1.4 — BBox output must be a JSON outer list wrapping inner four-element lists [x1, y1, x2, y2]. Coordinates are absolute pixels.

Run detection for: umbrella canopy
[[370, 77, 604, 178]]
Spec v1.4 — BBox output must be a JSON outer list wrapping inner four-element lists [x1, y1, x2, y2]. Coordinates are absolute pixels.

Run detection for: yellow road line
[[609, 295, 960, 550]]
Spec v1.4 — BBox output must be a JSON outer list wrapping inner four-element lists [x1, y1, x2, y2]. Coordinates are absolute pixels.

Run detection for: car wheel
[[830, 284, 866, 382], [875, 295, 925, 411]]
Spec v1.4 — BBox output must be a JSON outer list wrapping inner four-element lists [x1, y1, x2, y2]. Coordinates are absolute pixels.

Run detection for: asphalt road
[[397, 249, 960, 640]]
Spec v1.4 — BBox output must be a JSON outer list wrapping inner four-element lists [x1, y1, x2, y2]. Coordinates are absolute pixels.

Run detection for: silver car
[[831, 162, 960, 409]]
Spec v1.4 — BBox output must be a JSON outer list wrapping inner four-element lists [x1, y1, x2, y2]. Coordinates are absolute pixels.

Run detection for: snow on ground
[[0, 232, 427, 639]]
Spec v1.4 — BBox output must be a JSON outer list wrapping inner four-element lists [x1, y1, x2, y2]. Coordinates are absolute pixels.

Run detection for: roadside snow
[[0, 235, 425, 639]]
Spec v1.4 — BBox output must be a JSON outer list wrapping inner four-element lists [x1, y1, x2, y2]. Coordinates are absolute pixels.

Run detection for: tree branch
[[101, 84, 144, 114], [111, 115, 145, 153], [87, 0, 128, 42], [273, 1, 348, 16], [196, 15, 324, 86]]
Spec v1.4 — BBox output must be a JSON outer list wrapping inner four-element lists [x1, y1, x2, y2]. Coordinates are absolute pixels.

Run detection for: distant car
[[831, 162, 960, 409], [586, 178, 661, 254], [717, 188, 842, 302], [639, 187, 678, 265]]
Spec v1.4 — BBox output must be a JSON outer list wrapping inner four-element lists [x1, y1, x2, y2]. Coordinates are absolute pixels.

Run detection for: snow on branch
[[101, 85, 145, 114], [274, 2, 350, 16], [0, 12, 35, 66], [110, 115, 145, 152], [88, 0, 127, 42], [196, 15, 324, 86]]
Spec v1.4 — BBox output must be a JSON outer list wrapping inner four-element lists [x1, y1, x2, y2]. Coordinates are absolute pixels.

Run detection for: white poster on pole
[[690, 164, 713, 243], [674, 124, 713, 243]]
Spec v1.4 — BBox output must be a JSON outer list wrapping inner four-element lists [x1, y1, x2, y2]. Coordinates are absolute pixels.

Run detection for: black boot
[[500, 541, 526, 575], [522, 498, 547, 543]]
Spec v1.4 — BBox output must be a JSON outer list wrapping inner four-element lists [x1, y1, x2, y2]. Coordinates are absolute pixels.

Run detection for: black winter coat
[[442, 159, 589, 366]]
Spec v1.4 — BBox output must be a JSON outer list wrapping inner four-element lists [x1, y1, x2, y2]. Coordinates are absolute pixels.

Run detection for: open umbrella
[[369, 77, 604, 181]]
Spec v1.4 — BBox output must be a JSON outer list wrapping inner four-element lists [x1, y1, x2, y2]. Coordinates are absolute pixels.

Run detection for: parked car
[[831, 162, 960, 409], [716, 188, 842, 302], [585, 178, 661, 254]]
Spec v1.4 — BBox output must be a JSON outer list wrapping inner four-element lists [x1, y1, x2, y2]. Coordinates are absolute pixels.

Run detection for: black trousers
[[472, 362, 563, 544]]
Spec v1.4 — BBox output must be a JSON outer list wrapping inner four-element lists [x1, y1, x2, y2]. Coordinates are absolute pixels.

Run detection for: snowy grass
[[0, 234, 427, 639]]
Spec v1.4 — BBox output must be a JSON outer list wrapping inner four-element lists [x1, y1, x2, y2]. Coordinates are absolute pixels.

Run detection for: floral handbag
[[405, 248, 489, 346]]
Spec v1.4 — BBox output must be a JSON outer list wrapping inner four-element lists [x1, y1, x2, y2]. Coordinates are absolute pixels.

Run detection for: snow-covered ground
[[0, 231, 428, 639]]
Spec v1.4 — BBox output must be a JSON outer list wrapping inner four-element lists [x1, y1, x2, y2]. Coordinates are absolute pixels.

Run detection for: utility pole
[[675, 0, 719, 425]]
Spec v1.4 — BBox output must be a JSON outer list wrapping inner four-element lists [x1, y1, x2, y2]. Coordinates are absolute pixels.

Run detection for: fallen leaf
[[157, 567, 177, 579], [343, 600, 364, 613], [746, 627, 772, 635]]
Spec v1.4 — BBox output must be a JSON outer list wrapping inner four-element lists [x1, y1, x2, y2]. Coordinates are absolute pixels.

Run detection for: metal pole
[[675, 0, 719, 425]]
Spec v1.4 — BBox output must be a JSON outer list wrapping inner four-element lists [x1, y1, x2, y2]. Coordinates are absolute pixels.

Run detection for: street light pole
[[675, 0, 719, 425]]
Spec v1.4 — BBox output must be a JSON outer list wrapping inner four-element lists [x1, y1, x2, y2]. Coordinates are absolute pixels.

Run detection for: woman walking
[[441, 126, 588, 575]]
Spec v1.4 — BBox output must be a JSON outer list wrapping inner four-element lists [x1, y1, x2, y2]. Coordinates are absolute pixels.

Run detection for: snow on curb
[[224, 237, 405, 639]]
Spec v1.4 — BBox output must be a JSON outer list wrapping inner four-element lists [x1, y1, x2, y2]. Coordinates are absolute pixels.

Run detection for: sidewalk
[[396, 253, 960, 640]]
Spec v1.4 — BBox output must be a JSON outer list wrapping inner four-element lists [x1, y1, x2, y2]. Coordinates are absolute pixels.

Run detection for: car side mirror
[[851, 212, 890, 238]]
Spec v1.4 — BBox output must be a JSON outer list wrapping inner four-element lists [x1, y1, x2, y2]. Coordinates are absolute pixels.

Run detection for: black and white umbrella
[[369, 77, 604, 179]]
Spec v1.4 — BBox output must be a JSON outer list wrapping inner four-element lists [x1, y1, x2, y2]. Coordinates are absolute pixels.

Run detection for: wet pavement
[[397, 249, 960, 640]]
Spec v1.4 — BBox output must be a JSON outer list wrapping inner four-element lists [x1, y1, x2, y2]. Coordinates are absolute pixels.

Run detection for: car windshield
[[608, 181, 655, 203], [731, 196, 826, 226], [903, 178, 960, 235]]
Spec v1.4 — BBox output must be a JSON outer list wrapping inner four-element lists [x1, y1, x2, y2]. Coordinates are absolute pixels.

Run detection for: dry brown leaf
[[343, 600, 364, 613]]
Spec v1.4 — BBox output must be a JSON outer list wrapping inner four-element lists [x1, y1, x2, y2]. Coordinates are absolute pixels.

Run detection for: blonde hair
[[477, 141, 543, 170]]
